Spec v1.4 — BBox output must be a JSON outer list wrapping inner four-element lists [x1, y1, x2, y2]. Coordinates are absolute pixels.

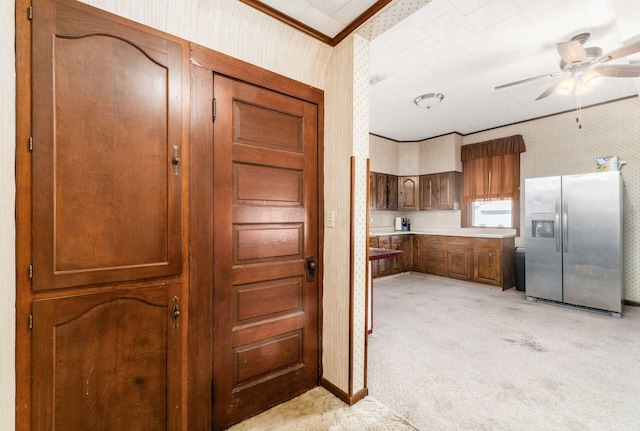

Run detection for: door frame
[[188, 43, 325, 430]]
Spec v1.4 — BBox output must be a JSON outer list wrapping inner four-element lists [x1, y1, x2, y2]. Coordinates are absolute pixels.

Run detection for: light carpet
[[368, 272, 640, 431], [227, 387, 417, 431]]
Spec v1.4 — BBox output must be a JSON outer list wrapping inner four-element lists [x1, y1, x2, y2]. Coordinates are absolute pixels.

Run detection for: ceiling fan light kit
[[414, 93, 444, 109], [495, 32, 640, 100]]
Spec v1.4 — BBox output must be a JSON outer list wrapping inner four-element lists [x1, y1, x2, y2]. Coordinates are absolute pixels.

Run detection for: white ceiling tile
[[250, 0, 640, 140]]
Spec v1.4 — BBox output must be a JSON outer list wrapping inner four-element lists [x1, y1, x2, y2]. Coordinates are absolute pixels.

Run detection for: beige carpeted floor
[[227, 386, 417, 430], [368, 272, 640, 431]]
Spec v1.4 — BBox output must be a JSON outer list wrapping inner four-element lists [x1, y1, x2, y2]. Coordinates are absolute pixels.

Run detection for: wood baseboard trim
[[624, 299, 640, 307], [320, 378, 369, 406]]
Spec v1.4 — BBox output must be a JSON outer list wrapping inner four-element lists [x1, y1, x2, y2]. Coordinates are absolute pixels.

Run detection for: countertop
[[369, 247, 405, 261], [369, 227, 516, 239]]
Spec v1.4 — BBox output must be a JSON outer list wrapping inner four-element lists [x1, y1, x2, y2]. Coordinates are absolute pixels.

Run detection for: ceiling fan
[[495, 33, 640, 100]]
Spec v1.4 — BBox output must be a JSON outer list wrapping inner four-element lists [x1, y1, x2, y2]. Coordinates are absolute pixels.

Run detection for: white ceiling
[[257, 0, 381, 38], [254, 0, 640, 141]]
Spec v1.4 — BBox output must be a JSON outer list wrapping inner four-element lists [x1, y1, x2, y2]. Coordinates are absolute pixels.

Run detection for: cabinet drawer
[[447, 236, 471, 246], [391, 235, 403, 249], [472, 237, 501, 248], [369, 236, 379, 248], [422, 235, 446, 245], [378, 236, 391, 249]]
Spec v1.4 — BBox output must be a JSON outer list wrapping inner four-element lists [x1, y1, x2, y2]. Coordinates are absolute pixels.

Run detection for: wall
[[0, 0, 16, 428], [465, 96, 640, 302]]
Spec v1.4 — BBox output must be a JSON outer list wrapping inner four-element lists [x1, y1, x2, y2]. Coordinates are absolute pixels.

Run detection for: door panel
[[212, 75, 318, 430], [32, 0, 183, 290], [31, 283, 182, 431]]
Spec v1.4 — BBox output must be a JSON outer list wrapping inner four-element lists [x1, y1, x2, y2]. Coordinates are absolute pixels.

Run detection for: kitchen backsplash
[[369, 210, 461, 233]]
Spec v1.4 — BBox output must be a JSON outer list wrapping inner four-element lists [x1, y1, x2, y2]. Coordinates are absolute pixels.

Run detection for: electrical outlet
[[326, 210, 335, 228]]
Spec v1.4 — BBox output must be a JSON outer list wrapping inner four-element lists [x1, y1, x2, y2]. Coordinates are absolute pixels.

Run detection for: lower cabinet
[[370, 233, 515, 289], [422, 235, 447, 277], [31, 283, 183, 430]]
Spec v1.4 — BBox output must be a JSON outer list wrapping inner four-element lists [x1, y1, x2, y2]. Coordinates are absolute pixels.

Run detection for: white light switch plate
[[326, 210, 335, 228]]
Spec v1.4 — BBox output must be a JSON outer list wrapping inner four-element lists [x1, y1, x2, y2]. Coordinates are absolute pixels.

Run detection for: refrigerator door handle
[[555, 200, 561, 252], [563, 200, 569, 253]]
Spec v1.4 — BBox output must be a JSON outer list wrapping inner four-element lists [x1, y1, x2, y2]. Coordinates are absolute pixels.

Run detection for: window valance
[[461, 134, 526, 161], [461, 135, 526, 202]]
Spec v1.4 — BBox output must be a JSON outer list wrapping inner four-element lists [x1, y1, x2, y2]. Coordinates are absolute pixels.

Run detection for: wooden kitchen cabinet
[[370, 172, 398, 211], [419, 172, 461, 211], [445, 236, 514, 288], [369, 236, 379, 278], [446, 237, 473, 281], [422, 235, 447, 277], [391, 235, 403, 274], [377, 236, 392, 277], [398, 176, 419, 210], [387, 175, 398, 210], [402, 234, 422, 272]]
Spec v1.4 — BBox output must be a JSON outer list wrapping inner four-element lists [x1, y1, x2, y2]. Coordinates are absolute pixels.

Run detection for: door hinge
[[28, 264, 33, 279], [212, 98, 216, 122], [28, 5, 33, 21], [28, 136, 33, 152], [29, 314, 33, 329]]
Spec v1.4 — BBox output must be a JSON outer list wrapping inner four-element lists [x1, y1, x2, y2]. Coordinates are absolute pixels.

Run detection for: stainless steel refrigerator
[[525, 171, 624, 317]]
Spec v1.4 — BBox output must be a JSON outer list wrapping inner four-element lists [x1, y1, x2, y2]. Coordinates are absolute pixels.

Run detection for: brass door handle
[[172, 145, 181, 176]]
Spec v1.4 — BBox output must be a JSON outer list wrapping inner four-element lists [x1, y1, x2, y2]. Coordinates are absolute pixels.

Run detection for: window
[[472, 200, 513, 227], [461, 135, 526, 233]]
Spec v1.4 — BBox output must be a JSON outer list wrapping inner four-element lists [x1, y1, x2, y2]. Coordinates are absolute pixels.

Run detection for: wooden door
[[387, 175, 398, 210], [438, 172, 461, 210], [31, 284, 182, 430], [399, 176, 419, 210], [375, 174, 388, 210], [419, 174, 438, 210], [411, 235, 422, 271], [211, 74, 319, 429], [447, 241, 472, 281], [23, 1, 187, 430], [474, 246, 501, 285], [31, 0, 183, 291], [369, 172, 377, 210]]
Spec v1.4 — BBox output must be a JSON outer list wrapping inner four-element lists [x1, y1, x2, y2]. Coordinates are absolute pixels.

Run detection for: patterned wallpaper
[[464, 96, 640, 302], [356, 0, 433, 40]]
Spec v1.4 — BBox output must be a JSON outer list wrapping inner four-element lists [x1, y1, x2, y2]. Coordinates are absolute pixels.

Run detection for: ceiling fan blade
[[494, 72, 563, 90], [598, 39, 640, 63], [535, 76, 575, 101], [593, 64, 640, 78], [557, 40, 587, 65]]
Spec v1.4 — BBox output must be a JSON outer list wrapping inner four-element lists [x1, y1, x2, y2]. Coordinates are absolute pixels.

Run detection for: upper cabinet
[[398, 176, 419, 211], [370, 172, 398, 211], [420, 172, 461, 211], [31, 0, 185, 290]]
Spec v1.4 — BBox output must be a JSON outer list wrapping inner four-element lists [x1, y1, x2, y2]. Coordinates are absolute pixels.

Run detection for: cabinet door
[[32, 0, 184, 290], [31, 283, 183, 430], [377, 236, 392, 277], [402, 235, 413, 270], [447, 243, 472, 281], [375, 174, 388, 210], [438, 172, 461, 210], [411, 235, 422, 271], [422, 235, 447, 276], [419, 174, 439, 210], [391, 235, 403, 273], [387, 175, 398, 210], [474, 246, 501, 286], [398, 176, 419, 210], [369, 172, 377, 211]]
